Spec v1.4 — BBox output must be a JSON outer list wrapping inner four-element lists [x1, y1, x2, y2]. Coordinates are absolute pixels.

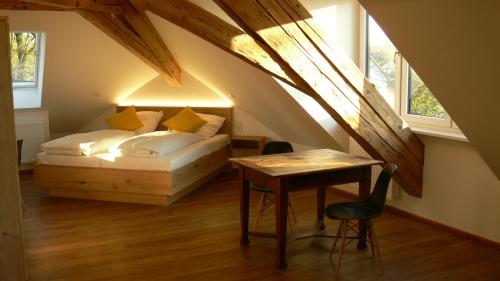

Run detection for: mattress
[[37, 152, 102, 168], [37, 134, 229, 172]]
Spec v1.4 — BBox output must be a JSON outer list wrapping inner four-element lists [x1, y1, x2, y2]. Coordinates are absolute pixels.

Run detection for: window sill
[[410, 126, 468, 142]]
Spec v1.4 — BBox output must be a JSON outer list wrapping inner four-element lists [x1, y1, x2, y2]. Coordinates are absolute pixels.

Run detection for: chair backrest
[[261, 141, 293, 155], [16, 139, 23, 167], [366, 163, 398, 216]]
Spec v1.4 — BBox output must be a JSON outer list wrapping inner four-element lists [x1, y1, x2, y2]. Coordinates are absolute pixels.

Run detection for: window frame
[[400, 64, 453, 128], [11, 31, 42, 89], [362, 12, 461, 135]]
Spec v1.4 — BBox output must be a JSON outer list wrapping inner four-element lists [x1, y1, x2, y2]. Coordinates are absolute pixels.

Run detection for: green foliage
[[9, 32, 37, 83], [409, 71, 445, 118]]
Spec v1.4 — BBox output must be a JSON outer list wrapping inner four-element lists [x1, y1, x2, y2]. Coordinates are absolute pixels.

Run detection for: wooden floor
[[20, 172, 500, 281]]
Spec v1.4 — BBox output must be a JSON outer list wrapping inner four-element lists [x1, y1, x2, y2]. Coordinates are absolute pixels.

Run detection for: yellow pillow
[[105, 106, 143, 131], [162, 107, 207, 133]]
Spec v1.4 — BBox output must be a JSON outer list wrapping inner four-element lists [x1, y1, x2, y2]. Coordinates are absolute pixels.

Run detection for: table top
[[230, 149, 382, 177]]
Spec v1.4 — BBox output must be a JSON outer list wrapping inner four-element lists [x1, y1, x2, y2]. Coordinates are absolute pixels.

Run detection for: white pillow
[[195, 113, 226, 139], [135, 111, 164, 135]]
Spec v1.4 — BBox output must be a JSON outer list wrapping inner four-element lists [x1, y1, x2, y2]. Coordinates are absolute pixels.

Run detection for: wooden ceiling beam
[[20, 0, 122, 13], [214, 0, 424, 196], [133, 0, 303, 90], [279, 0, 424, 163], [121, 0, 180, 86], [78, 10, 176, 83], [0, 0, 68, 10], [1, 0, 182, 85]]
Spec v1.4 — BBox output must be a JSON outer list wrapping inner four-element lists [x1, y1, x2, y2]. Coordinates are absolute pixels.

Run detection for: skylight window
[[9, 32, 45, 109], [365, 15, 458, 132], [10, 32, 41, 88]]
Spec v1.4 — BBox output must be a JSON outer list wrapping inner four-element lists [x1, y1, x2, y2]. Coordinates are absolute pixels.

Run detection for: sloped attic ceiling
[[1, 6, 343, 150], [360, 0, 500, 180], [1, 0, 426, 195]]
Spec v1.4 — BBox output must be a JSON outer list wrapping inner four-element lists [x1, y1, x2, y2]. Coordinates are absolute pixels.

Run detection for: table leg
[[239, 167, 250, 245], [357, 166, 372, 250], [275, 178, 288, 269], [317, 186, 326, 230]]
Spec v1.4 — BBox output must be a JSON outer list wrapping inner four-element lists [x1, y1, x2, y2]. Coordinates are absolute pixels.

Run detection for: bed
[[33, 106, 233, 206]]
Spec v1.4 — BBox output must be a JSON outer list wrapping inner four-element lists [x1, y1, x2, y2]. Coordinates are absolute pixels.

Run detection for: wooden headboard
[[116, 106, 233, 136]]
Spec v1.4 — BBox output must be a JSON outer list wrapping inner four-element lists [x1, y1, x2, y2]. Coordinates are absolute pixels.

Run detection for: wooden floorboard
[[19, 172, 500, 280]]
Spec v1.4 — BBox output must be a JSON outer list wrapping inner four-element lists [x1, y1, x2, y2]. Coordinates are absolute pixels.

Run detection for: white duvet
[[41, 130, 135, 156], [110, 131, 202, 158]]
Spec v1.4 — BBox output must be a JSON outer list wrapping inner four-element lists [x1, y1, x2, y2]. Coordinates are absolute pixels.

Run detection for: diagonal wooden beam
[[0, 0, 68, 10], [20, 0, 122, 13], [79, 10, 177, 84], [121, 0, 180, 86], [134, 0, 303, 90], [278, 0, 424, 164], [214, 0, 424, 196]]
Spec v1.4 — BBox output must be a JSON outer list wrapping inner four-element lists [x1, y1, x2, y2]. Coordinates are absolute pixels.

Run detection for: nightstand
[[231, 135, 267, 157]]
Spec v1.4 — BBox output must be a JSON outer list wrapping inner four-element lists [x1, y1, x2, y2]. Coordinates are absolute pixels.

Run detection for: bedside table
[[231, 135, 267, 157]]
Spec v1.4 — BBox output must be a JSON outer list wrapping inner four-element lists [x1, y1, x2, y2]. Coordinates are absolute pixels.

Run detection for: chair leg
[[336, 220, 349, 274], [369, 221, 384, 275], [253, 193, 267, 230], [329, 220, 344, 257], [367, 221, 375, 257]]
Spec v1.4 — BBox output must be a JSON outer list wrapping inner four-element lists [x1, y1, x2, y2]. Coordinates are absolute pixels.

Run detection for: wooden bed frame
[[34, 106, 233, 206]]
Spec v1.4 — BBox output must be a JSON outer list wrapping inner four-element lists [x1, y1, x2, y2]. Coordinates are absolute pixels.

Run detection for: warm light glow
[[117, 99, 233, 108], [79, 142, 95, 156], [116, 73, 234, 108]]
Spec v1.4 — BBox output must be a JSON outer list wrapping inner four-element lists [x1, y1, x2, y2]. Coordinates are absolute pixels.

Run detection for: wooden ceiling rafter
[[121, 0, 180, 86], [21, 0, 122, 13], [78, 10, 173, 83], [213, 0, 424, 196], [278, 0, 424, 163], [0, 0, 68, 10], [134, 0, 302, 90], [2, 0, 182, 86]]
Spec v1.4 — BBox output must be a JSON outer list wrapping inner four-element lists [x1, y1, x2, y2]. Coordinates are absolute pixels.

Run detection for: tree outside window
[[10, 32, 39, 86], [408, 69, 445, 118]]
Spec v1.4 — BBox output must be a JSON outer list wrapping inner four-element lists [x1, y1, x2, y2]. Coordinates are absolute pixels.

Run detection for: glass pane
[[367, 16, 397, 101], [10, 32, 38, 84], [408, 68, 445, 118]]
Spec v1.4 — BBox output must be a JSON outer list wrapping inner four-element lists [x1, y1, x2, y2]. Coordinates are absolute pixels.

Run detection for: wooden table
[[230, 149, 382, 269]]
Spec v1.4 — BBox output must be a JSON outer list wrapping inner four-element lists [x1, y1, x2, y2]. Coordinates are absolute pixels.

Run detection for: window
[[364, 15, 458, 133], [10, 32, 42, 88], [10, 32, 45, 109]]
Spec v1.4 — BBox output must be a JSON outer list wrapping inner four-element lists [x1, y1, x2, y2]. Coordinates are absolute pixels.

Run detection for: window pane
[[367, 16, 397, 101], [408, 68, 445, 118], [10, 32, 38, 85]]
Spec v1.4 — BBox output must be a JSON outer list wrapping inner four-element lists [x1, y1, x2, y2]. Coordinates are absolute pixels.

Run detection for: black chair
[[17, 139, 26, 210], [17, 139, 23, 167], [325, 163, 398, 275], [251, 141, 297, 231]]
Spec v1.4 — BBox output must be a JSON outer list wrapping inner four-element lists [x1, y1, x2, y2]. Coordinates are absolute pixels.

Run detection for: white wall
[[1, 10, 159, 134], [388, 136, 500, 242], [119, 72, 230, 107]]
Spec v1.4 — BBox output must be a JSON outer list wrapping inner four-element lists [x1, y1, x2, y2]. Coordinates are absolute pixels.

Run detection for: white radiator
[[15, 121, 46, 163], [348, 137, 400, 199]]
